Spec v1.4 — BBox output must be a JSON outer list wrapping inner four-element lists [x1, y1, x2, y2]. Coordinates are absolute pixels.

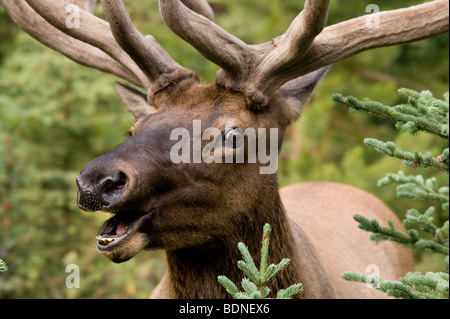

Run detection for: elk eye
[[224, 128, 244, 148]]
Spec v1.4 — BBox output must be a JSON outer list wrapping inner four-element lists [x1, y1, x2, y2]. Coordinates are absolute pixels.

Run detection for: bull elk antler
[[160, 0, 449, 105], [0, 0, 211, 94], [1, 0, 448, 106]]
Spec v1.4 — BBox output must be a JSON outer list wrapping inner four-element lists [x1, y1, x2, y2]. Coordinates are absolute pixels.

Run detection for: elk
[[2, 0, 448, 299]]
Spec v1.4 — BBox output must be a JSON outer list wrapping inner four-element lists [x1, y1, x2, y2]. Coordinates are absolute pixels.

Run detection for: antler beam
[[0, 0, 141, 86], [24, 0, 151, 88], [289, 0, 450, 77], [243, 0, 449, 105], [159, 0, 331, 104], [2, 0, 448, 107], [160, 0, 449, 106], [100, 0, 184, 89], [247, 0, 330, 104], [181, 0, 214, 20], [0, 0, 214, 94], [273, 0, 450, 98], [159, 0, 252, 80]]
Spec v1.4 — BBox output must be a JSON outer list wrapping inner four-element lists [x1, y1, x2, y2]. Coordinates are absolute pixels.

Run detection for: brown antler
[[159, 0, 252, 80], [3, 0, 448, 106], [1, 0, 141, 86], [264, 0, 450, 99], [0, 0, 213, 94], [99, 0, 185, 90], [160, 0, 449, 106], [246, 0, 330, 104], [181, 0, 214, 20]]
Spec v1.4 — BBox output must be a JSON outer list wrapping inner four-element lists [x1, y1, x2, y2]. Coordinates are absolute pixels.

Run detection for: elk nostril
[[76, 171, 128, 211], [114, 178, 126, 189], [102, 172, 128, 195]]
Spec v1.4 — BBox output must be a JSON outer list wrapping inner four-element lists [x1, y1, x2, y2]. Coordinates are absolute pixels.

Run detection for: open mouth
[[95, 210, 154, 251]]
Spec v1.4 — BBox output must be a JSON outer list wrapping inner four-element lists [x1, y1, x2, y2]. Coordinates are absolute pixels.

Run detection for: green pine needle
[[263, 258, 290, 282], [217, 276, 239, 297], [353, 214, 449, 256], [276, 283, 304, 299], [0, 259, 7, 273], [237, 242, 259, 276], [377, 171, 449, 208], [241, 278, 259, 297], [237, 260, 260, 285], [259, 224, 271, 277]]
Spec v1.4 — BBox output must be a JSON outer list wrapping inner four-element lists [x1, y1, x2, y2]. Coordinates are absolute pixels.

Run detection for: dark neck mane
[[165, 194, 304, 299]]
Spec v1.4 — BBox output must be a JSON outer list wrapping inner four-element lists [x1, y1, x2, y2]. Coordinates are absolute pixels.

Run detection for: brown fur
[[77, 75, 414, 299]]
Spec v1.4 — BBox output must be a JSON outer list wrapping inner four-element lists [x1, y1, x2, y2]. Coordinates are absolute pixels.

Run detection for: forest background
[[0, 0, 448, 298]]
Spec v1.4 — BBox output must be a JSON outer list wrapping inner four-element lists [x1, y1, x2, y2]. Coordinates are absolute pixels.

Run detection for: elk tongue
[[115, 220, 129, 237], [99, 214, 131, 238]]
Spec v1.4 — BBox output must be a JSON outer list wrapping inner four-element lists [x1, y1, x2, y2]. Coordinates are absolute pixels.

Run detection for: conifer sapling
[[217, 224, 303, 299]]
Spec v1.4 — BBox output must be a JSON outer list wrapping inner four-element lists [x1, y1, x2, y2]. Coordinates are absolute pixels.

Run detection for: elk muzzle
[[75, 153, 156, 263], [76, 163, 129, 212]]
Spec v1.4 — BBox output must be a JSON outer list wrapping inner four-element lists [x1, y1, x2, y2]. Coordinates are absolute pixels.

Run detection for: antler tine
[[100, 0, 186, 91], [159, 0, 330, 106], [158, 0, 254, 82], [250, 0, 330, 99], [1, 0, 141, 87], [256, 0, 449, 102], [181, 0, 214, 20], [278, 0, 330, 57], [24, 0, 150, 89], [285, 0, 450, 81], [3, 0, 210, 93], [160, 0, 448, 108], [4, 0, 447, 108]]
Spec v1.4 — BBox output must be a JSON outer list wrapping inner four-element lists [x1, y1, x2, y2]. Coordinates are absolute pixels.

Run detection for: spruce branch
[[217, 276, 239, 296], [404, 207, 438, 235], [378, 171, 449, 207], [354, 214, 449, 256], [343, 271, 449, 299], [217, 223, 303, 299], [332, 89, 449, 139], [237, 243, 261, 284], [354, 214, 414, 245], [364, 139, 449, 172], [336, 87, 449, 299], [276, 283, 304, 299], [0, 259, 7, 273]]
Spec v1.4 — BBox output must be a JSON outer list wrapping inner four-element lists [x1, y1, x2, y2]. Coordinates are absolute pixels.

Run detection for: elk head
[[74, 0, 332, 263], [2, 0, 448, 265], [75, 66, 329, 262]]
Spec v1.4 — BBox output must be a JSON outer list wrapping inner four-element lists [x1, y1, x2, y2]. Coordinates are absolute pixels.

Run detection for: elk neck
[[165, 187, 304, 299]]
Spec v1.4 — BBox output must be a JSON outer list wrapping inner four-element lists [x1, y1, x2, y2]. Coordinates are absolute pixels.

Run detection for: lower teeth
[[96, 236, 115, 245]]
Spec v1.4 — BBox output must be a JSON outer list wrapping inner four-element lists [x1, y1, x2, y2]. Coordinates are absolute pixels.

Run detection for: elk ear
[[279, 66, 330, 121], [114, 82, 157, 120]]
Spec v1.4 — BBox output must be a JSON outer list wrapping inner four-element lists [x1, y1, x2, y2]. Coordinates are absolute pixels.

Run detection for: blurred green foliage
[[0, 0, 448, 298]]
